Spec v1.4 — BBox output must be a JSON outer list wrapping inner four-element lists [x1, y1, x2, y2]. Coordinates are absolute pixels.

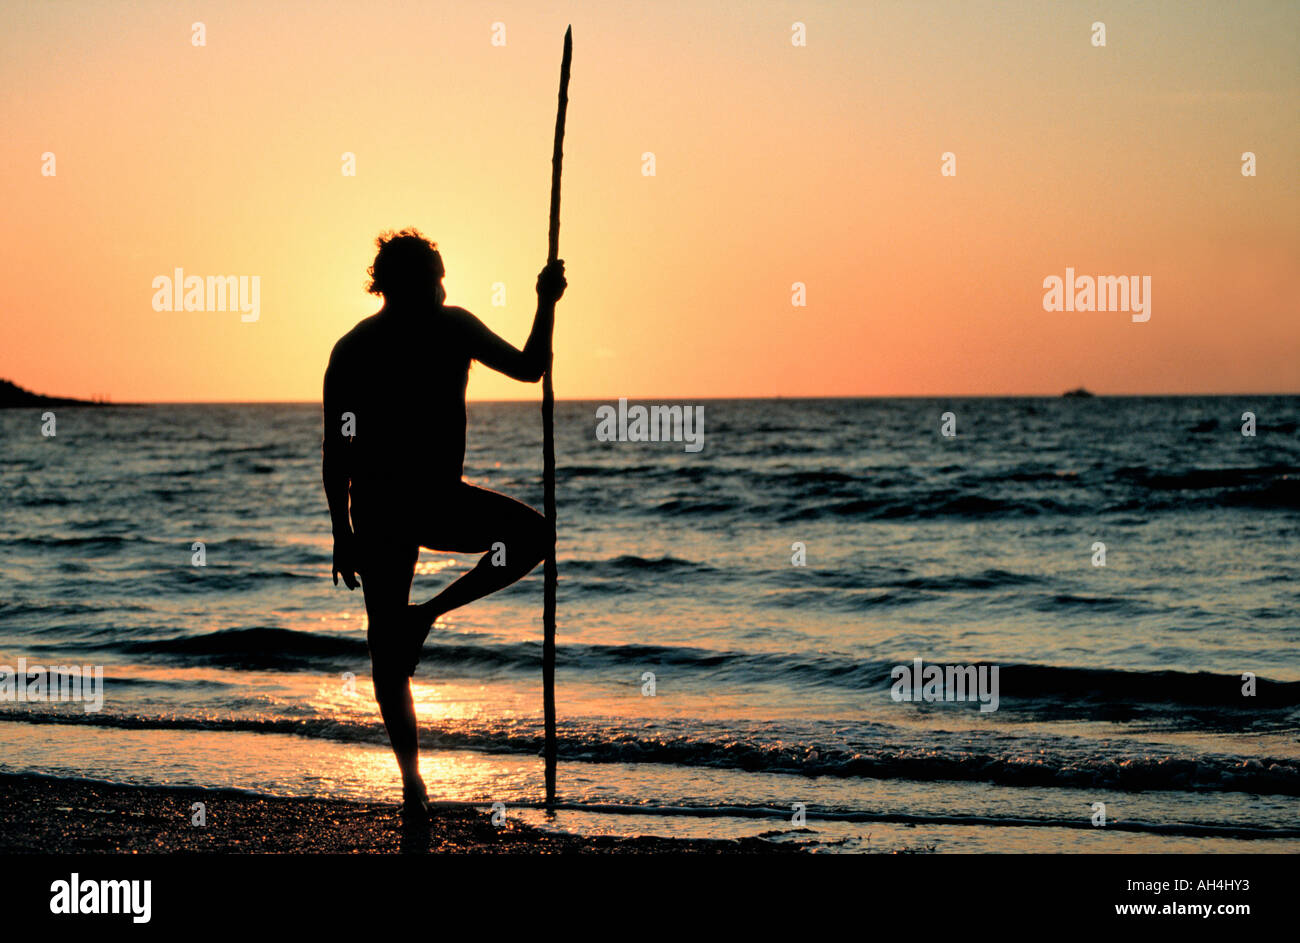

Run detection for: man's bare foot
[[400, 787, 430, 828], [397, 796, 428, 822]]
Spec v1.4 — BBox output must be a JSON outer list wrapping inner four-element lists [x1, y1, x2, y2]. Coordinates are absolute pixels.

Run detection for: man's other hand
[[332, 532, 360, 590]]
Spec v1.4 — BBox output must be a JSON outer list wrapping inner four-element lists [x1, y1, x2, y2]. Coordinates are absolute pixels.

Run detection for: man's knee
[[518, 509, 549, 565], [492, 510, 547, 567], [367, 614, 407, 688]]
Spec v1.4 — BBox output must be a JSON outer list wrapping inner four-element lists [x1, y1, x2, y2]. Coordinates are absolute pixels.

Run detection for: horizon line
[[49, 390, 1300, 405]]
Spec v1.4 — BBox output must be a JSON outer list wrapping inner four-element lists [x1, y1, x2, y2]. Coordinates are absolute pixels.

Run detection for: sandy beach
[[0, 774, 797, 854]]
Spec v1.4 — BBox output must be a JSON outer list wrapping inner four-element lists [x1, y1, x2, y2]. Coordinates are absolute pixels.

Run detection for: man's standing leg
[[358, 535, 425, 817]]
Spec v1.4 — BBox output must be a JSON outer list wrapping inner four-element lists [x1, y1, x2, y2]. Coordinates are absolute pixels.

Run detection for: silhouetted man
[[323, 229, 566, 824]]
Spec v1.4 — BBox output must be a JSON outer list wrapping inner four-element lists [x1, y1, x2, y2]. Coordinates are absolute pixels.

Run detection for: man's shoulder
[[442, 306, 489, 338], [441, 305, 477, 325], [329, 313, 384, 362]]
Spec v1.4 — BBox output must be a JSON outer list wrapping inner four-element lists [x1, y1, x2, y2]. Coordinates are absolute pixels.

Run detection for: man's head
[[367, 228, 445, 306]]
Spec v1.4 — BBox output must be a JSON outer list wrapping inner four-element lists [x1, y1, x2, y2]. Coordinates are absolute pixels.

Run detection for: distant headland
[[0, 379, 112, 408]]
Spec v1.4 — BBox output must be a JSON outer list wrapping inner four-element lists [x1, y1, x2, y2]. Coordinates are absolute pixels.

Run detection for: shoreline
[[0, 773, 798, 854]]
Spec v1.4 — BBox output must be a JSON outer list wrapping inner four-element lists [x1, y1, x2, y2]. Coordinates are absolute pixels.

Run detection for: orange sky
[[2, 0, 1297, 401]]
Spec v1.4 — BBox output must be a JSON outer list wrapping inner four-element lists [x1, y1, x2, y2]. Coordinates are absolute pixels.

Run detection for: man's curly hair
[[366, 228, 444, 298]]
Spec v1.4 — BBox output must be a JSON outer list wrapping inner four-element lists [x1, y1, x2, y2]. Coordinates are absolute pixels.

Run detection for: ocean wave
[[4, 710, 1297, 797], [58, 628, 1300, 711], [158, 568, 323, 593], [556, 461, 1300, 522], [0, 534, 136, 551], [108, 626, 369, 669], [563, 554, 716, 575], [655, 498, 746, 515], [895, 569, 1046, 591], [776, 494, 1085, 522], [0, 600, 152, 620], [1117, 464, 1299, 491]]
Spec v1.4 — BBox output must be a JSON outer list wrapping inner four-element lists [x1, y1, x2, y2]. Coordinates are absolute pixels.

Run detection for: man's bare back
[[325, 304, 478, 500]]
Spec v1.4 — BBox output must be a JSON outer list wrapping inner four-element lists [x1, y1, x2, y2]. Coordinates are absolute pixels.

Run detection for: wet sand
[[0, 774, 797, 854]]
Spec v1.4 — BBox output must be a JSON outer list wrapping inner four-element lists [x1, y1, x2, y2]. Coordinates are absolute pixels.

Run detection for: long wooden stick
[[542, 24, 571, 806]]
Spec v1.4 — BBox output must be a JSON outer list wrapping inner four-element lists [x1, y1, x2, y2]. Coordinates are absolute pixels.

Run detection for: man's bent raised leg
[[405, 484, 548, 672]]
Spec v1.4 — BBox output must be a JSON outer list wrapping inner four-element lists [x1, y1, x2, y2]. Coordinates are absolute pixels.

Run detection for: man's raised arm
[[462, 260, 566, 382]]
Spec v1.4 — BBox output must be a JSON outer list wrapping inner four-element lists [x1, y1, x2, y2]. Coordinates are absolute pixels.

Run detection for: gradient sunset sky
[[2, 0, 1296, 401]]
